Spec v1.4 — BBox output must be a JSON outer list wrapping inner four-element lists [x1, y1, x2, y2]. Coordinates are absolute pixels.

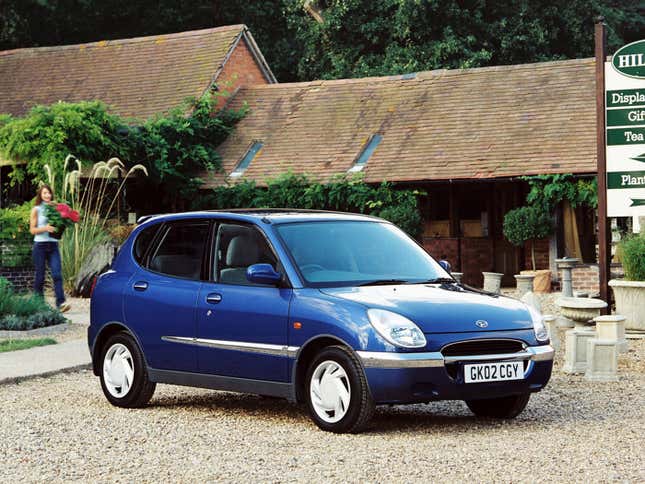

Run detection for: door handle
[[206, 293, 222, 304], [133, 281, 148, 291]]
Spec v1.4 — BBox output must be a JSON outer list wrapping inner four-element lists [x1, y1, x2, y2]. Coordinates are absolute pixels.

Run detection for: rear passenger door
[[196, 222, 292, 382], [123, 220, 210, 372]]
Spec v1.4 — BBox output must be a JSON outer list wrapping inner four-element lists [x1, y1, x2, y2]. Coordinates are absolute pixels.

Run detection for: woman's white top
[[34, 203, 57, 243]]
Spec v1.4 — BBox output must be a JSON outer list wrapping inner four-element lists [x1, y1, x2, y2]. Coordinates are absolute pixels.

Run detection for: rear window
[[147, 222, 210, 280]]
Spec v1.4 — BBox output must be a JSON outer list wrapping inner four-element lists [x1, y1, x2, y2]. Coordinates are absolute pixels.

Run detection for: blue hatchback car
[[89, 210, 554, 433]]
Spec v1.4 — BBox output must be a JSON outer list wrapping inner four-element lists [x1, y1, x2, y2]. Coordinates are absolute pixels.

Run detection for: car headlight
[[367, 309, 427, 349], [527, 305, 549, 342]]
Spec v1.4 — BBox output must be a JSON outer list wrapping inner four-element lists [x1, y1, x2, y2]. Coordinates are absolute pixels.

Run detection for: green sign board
[[607, 127, 645, 145], [612, 40, 645, 79], [607, 171, 645, 189], [606, 108, 645, 126], [606, 89, 645, 107]]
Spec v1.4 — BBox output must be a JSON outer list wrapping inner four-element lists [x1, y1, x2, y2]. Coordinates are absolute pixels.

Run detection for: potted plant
[[44, 203, 80, 239], [609, 231, 645, 332], [503, 205, 553, 292]]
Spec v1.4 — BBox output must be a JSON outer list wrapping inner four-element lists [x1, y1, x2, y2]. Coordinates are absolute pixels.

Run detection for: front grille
[[441, 339, 525, 357]]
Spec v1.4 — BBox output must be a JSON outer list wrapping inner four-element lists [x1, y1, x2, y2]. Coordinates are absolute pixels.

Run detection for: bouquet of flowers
[[43, 203, 80, 239]]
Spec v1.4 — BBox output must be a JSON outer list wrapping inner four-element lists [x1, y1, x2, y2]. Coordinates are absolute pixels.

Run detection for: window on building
[[231, 141, 263, 177], [348, 134, 382, 173]]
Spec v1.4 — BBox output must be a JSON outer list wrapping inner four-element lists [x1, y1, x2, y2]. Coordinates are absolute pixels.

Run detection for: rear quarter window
[[133, 224, 160, 265]]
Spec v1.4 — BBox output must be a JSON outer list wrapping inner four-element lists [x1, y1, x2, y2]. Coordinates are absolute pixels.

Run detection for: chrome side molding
[[162, 336, 299, 358]]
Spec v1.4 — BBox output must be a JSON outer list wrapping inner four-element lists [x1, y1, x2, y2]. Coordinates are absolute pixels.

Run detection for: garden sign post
[[597, 20, 645, 309]]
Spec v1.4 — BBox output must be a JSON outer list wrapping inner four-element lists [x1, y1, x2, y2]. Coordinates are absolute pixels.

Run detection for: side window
[[148, 222, 209, 280], [215, 223, 277, 285], [133, 224, 160, 265]]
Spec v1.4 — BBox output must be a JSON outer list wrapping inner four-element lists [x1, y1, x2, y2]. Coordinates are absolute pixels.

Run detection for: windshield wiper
[[358, 279, 409, 286], [415, 277, 457, 284]]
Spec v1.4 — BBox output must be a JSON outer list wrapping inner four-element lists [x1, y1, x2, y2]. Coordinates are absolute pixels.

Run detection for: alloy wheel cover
[[309, 360, 351, 423], [103, 343, 134, 398]]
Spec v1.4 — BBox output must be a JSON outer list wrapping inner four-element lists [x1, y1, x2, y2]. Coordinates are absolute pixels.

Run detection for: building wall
[[0, 266, 33, 293], [215, 37, 270, 108], [423, 237, 494, 287]]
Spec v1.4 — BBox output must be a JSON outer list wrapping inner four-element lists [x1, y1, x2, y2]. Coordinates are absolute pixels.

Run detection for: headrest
[[226, 234, 259, 267]]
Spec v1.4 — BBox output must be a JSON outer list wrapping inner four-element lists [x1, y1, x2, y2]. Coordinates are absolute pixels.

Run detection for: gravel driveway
[[1, 340, 643, 483]]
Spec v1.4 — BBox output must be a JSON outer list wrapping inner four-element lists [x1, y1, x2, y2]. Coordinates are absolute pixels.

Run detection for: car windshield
[[275, 220, 450, 287]]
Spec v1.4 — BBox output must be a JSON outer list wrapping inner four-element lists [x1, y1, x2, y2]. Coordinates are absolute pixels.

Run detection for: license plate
[[464, 361, 524, 383]]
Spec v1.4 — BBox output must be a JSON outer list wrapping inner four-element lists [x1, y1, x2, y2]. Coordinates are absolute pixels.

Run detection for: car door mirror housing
[[246, 263, 282, 285]]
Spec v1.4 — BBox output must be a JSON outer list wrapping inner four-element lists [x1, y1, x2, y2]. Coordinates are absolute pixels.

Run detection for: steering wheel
[[300, 264, 325, 273]]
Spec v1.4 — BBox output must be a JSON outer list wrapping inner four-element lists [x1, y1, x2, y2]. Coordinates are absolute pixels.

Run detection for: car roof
[[137, 209, 384, 226]]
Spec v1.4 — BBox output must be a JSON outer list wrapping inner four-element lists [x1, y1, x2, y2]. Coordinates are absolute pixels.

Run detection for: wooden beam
[[595, 19, 610, 313]]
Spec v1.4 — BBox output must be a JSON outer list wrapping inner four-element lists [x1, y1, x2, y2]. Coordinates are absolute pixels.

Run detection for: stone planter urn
[[482, 272, 503, 294], [608, 279, 645, 332], [514, 274, 535, 298]]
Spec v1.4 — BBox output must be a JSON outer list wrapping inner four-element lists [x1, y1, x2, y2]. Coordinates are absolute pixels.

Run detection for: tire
[[465, 392, 531, 419], [305, 345, 374, 433], [99, 332, 156, 408]]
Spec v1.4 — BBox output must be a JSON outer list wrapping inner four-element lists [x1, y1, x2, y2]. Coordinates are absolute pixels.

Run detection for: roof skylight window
[[231, 141, 263, 177], [348, 134, 382, 173]]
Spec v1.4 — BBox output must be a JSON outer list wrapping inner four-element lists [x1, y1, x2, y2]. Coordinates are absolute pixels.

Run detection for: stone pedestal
[[563, 327, 596, 374], [556, 315, 575, 329], [585, 339, 619, 382], [482, 272, 503, 294], [515, 274, 535, 298], [556, 258, 580, 298], [451, 272, 463, 283], [594, 315, 628, 354], [557, 297, 607, 374], [543, 315, 559, 352]]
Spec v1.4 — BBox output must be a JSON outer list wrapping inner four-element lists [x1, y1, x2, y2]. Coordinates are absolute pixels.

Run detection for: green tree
[[503, 205, 553, 270]]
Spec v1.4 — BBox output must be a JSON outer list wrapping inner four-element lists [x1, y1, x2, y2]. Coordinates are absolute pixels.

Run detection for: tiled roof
[[207, 58, 596, 186], [0, 25, 265, 120]]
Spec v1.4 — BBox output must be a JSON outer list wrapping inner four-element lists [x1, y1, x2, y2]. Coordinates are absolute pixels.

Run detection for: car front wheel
[[465, 392, 531, 418], [305, 345, 374, 433], [99, 332, 156, 408]]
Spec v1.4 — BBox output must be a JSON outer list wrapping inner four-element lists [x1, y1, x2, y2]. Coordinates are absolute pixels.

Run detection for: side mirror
[[246, 263, 282, 286]]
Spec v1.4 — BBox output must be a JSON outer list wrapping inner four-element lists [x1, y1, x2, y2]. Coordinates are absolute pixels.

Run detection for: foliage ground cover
[[0, 338, 56, 353], [0, 278, 67, 330]]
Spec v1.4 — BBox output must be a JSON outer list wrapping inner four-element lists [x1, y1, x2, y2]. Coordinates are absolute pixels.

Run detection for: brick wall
[[0, 266, 34, 293], [565, 264, 625, 295], [216, 37, 271, 108], [523, 238, 550, 270], [423, 237, 494, 287], [461, 238, 494, 287], [423, 237, 459, 268]]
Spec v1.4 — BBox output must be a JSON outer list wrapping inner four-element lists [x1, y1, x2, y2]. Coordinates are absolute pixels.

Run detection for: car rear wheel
[[465, 392, 531, 418], [305, 345, 374, 433], [100, 332, 156, 408]]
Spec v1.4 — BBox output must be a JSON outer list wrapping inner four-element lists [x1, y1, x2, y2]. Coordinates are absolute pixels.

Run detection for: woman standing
[[29, 185, 70, 313]]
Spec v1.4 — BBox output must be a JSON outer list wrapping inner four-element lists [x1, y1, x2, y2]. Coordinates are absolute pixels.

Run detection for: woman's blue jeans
[[32, 242, 66, 306]]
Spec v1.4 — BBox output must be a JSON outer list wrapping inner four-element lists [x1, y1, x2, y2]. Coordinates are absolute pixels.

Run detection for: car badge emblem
[[475, 320, 489, 328]]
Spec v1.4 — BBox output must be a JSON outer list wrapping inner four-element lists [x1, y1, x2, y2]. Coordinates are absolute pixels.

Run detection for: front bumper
[[358, 345, 554, 404]]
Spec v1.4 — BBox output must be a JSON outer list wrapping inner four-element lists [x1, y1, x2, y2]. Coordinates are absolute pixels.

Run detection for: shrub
[[620, 233, 645, 281], [0, 277, 66, 329], [503, 205, 553, 270], [0, 201, 33, 267], [197, 172, 425, 238]]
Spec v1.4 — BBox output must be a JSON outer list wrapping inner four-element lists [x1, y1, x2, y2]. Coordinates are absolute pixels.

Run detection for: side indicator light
[[293, 322, 302, 330]]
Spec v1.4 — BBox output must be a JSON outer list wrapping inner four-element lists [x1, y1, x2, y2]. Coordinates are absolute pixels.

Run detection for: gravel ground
[[1, 343, 643, 483]]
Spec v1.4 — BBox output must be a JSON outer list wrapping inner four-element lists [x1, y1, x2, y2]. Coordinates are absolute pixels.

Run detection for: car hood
[[320, 284, 533, 333]]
